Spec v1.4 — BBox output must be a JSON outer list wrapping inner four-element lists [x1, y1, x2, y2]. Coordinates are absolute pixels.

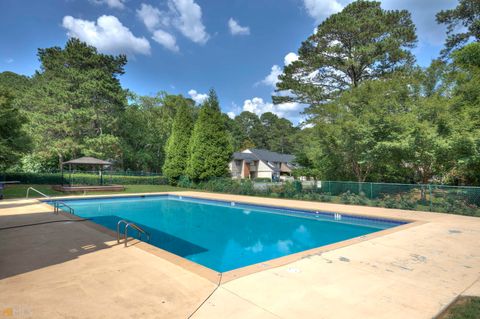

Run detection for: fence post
[[370, 183, 373, 199], [429, 184, 433, 211]]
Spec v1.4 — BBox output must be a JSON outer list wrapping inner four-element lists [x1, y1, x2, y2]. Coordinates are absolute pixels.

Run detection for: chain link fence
[[300, 181, 480, 215], [181, 178, 480, 216], [0, 171, 168, 185]]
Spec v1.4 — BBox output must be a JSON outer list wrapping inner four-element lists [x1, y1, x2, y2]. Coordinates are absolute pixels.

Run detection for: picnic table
[[0, 181, 20, 200]]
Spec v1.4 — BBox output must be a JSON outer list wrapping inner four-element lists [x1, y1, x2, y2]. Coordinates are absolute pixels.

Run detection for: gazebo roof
[[62, 157, 112, 166]]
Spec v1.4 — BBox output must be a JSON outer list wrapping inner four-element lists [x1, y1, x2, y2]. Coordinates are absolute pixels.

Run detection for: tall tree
[[20, 38, 127, 169], [187, 89, 233, 181], [0, 72, 30, 98], [163, 102, 195, 182], [274, 0, 417, 110], [260, 112, 297, 153], [0, 90, 31, 170], [445, 42, 480, 184], [120, 92, 194, 171], [306, 72, 421, 182], [232, 111, 267, 150], [436, 0, 480, 56]]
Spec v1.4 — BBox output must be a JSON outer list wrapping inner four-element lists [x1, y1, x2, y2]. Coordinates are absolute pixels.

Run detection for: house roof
[[62, 157, 112, 166], [232, 149, 295, 164], [232, 152, 256, 161], [249, 149, 295, 163]]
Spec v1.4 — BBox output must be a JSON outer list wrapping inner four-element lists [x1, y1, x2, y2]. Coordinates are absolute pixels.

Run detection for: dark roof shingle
[[233, 149, 295, 163]]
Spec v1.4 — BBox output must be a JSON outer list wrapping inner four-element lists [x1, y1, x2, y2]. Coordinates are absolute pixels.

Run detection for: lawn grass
[[3, 184, 188, 199], [440, 297, 480, 319]]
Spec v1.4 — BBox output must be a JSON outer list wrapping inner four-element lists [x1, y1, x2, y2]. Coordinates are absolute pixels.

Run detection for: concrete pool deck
[[1, 192, 479, 318]]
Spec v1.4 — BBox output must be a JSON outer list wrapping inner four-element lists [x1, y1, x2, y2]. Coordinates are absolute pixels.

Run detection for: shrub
[[293, 180, 303, 193], [319, 193, 332, 202], [340, 191, 368, 205], [398, 193, 418, 210], [380, 194, 398, 208], [436, 195, 479, 216], [283, 181, 297, 198], [253, 178, 272, 182], [177, 176, 193, 188]]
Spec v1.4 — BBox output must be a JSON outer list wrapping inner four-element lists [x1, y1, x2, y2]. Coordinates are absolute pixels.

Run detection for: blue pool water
[[46, 195, 405, 272]]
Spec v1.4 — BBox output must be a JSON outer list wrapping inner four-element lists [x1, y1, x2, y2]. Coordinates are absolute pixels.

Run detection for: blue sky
[[0, 0, 458, 124]]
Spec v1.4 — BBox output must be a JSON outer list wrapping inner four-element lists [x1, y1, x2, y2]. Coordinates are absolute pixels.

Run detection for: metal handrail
[[26, 187, 50, 199], [117, 220, 149, 247], [54, 201, 75, 215], [117, 220, 128, 243]]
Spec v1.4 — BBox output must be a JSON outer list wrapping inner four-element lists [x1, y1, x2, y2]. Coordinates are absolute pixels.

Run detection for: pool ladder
[[117, 220, 150, 247], [53, 201, 75, 215]]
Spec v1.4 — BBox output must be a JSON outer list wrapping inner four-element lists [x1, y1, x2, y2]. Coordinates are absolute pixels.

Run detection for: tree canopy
[[163, 100, 195, 182], [436, 0, 480, 56], [274, 0, 417, 109], [18, 38, 127, 169], [0, 90, 31, 170], [187, 89, 233, 181]]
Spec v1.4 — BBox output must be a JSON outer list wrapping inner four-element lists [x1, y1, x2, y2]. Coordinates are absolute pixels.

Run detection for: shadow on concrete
[[93, 215, 208, 257], [0, 212, 113, 280]]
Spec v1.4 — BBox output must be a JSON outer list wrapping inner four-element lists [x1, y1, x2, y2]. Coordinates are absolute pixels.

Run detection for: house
[[229, 149, 297, 180]]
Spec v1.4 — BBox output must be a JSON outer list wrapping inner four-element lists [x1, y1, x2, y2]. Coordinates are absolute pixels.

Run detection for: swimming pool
[[46, 195, 406, 272]]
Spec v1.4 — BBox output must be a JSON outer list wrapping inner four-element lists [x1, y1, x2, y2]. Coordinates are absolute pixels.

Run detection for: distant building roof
[[232, 152, 256, 161], [249, 149, 295, 163], [232, 149, 295, 164], [62, 157, 112, 166]]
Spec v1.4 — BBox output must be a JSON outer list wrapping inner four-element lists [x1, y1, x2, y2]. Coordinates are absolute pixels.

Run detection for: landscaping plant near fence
[[179, 177, 480, 217]]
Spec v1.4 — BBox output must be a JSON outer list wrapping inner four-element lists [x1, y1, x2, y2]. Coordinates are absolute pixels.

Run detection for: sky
[[0, 0, 458, 124]]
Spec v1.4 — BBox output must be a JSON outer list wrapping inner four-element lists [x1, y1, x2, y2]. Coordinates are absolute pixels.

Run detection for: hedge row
[[1, 172, 169, 185]]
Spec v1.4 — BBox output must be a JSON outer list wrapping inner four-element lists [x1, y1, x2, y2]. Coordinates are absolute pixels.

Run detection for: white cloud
[[152, 29, 179, 52], [188, 89, 208, 104], [284, 52, 298, 66], [227, 111, 236, 119], [259, 52, 299, 88], [170, 0, 209, 44], [303, 0, 343, 22], [5, 58, 13, 64], [137, 3, 166, 32], [260, 65, 282, 88], [135, 0, 208, 52], [137, 3, 177, 51], [228, 18, 250, 36], [242, 97, 303, 119], [90, 0, 126, 10], [62, 15, 151, 56]]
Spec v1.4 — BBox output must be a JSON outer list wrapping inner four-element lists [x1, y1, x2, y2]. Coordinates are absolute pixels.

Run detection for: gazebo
[[53, 156, 125, 192]]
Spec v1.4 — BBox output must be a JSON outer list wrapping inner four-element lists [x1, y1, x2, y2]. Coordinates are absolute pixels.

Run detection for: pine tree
[[187, 89, 233, 181], [163, 102, 194, 182]]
